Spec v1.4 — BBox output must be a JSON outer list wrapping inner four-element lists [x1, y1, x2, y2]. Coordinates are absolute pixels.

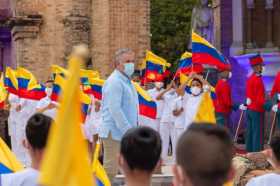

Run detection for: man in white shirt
[[1, 113, 53, 186], [147, 81, 165, 131], [246, 135, 280, 186], [157, 81, 177, 165], [36, 80, 57, 119]]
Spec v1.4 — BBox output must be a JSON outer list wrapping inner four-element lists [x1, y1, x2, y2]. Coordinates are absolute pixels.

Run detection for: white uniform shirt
[[36, 96, 56, 119], [148, 88, 164, 119], [173, 96, 185, 129], [183, 93, 203, 130], [1, 168, 39, 186], [83, 97, 101, 142], [8, 94, 20, 116], [160, 90, 177, 123], [246, 173, 280, 186]]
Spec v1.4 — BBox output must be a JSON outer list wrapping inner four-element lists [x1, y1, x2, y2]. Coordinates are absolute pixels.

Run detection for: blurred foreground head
[[119, 127, 161, 175], [173, 123, 234, 186]]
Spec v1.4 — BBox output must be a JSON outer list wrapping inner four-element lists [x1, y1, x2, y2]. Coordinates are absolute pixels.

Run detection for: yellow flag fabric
[[180, 74, 190, 85], [0, 137, 24, 173], [51, 65, 69, 77], [0, 74, 7, 104], [92, 141, 111, 186], [194, 92, 216, 124], [80, 69, 100, 79], [5, 67, 18, 90], [39, 57, 94, 186], [140, 50, 171, 70]]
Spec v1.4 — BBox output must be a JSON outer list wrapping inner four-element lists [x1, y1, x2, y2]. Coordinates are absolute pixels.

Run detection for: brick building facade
[[0, 0, 150, 80]]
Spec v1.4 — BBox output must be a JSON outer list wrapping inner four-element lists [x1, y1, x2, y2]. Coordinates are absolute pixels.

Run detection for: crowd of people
[[1, 47, 280, 186]]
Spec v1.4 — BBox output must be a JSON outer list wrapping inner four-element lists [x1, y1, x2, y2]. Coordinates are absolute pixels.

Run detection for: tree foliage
[[151, 0, 197, 71]]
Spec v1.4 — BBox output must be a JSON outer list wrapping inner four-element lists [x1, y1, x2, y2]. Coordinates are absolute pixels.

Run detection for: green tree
[[151, 0, 197, 72]]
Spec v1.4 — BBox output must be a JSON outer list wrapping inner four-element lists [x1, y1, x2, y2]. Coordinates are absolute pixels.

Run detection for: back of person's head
[[175, 123, 234, 186], [119, 127, 161, 173], [270, 135, 280, 162], [25, 113, 52, 150]]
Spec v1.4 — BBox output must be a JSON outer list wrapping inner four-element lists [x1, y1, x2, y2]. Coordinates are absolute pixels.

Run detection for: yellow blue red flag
[[4, 67, 18, 95]]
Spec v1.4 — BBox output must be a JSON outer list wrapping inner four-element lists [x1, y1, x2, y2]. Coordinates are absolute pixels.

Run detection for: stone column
[[230, 0, 244, 56], [10, 16, 42, 69], [246, 0, 255, 49], [265, 0, 274, 48]]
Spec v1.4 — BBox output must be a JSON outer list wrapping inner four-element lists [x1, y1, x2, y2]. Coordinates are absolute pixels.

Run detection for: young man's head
[[118, 127, 161, 176], [23, 113, 53, 168], [173, 123, 234, 186]]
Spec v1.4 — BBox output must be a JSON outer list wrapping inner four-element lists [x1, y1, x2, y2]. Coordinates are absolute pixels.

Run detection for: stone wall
[[6, 0, 150, 81]]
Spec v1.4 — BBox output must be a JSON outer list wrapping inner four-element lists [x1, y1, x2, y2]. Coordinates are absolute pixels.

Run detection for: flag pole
[[205, 69, 210, 81]]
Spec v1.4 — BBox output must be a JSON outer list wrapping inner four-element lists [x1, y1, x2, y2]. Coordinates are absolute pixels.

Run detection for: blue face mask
[[124, 63, 135, 77]]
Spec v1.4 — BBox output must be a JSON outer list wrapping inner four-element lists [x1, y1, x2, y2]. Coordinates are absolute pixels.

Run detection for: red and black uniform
[[270, 71, 280, 128]]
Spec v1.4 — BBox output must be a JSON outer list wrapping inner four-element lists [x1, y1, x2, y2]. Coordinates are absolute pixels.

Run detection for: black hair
[[176, 123, 233, 186], [25, 113, 53, 150], [191, 78, 203, 87], [270, 135, 280, 162], [120, 127, 162, 172]]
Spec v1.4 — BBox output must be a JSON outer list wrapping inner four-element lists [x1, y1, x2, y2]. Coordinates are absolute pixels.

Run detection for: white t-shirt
[[160, 90, 177, 123], [246, 173, 280, 186], [83, 97, 101, 142], [183, 93, 203, 130], [36, 96, 56, 119], [148, 88, 164, 119], [173, 96, 185, 129], [1, 168, 39, 186]]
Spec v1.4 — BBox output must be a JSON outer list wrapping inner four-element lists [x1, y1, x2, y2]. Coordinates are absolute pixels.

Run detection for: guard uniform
[[245, 55, 266, 152], [270, 71, 280, 128]]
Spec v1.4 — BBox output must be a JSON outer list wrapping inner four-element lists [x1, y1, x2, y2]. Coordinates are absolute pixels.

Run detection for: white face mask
[[228, 72, 232, 79], [124, 63, 135, 77], [45, 88, 52, 97], [190, 87, 202, 96], [155, 82, 163, 89]]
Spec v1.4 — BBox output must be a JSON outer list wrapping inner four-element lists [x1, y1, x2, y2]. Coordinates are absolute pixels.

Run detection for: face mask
[[190, 87, 202, 96], [228, 72, 232, 79], [124, 63, 135, 77], [155, 82, 163, 89], [262, 66, 265, 73], [45, 88, 52, 97]]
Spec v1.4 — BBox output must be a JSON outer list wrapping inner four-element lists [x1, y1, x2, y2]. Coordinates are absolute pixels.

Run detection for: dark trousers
[[246, 110, 264, 152]]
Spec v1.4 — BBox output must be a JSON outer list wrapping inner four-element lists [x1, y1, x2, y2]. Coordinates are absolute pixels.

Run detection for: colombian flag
[[80, 69, 99, 85], [4, 67, 18, 95], [16, 67, 46, 100], [92, 141, 111, 186], [0, 75, 7, 109], [192, 32, 229, 71], [133, 82, 157, 119], [0, 138, 24, 174], [175, 52, 192, 76], [143, 51, 171, 82], [51, 75, 65, 102], [80, 92, 91, 123], [87, 78, 105, 100]]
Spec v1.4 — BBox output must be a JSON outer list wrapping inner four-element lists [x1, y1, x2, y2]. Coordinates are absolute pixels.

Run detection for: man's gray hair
[[115, 48, 133, 64]]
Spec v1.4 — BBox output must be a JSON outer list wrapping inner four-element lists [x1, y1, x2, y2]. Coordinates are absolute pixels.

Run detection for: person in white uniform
[[146, 81, 165, 131], [172, 94, 185, 151], [83, 96, 101, 154], [178, 74, 212, 131], [157, 81, 177, 165], [36, 80, 57, 119], [7, 93, 20, 155], [1, 113, 53, 186], [246, 135, 280, 186]]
